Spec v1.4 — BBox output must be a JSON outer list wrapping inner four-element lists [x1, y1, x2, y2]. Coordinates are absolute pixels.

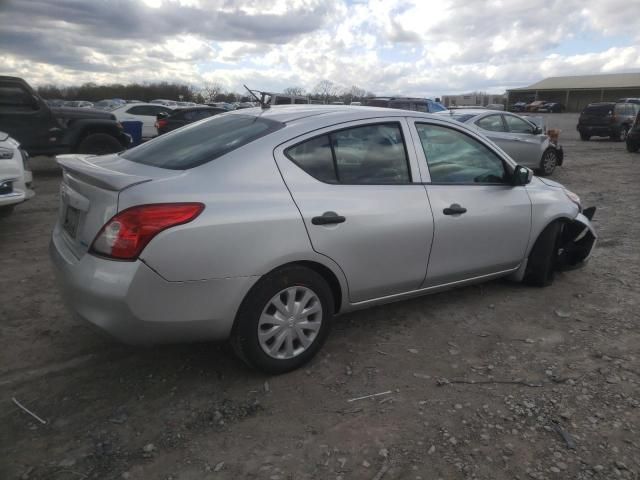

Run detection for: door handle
[[312, 211, 346, 225], [443, 204, 467, 215]]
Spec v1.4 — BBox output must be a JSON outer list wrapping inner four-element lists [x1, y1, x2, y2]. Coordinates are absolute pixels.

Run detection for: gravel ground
[[1, 113, 639, 480]]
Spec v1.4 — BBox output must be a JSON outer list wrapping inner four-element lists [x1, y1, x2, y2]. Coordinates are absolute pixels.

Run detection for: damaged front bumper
[[557, 207, 597, 270]]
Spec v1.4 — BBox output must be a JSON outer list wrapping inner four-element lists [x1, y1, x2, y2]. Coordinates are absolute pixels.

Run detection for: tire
[[580, 133, 590, 141], [76, 133, 123, 155], [524, 222, 562, 287], [627, 141, 639, 153], [0, 205, 15, 218], [610, 127, 628, 142], [619, 127, 629, 142], [231, 265, 334, 374], [537, 148, 558, 176]]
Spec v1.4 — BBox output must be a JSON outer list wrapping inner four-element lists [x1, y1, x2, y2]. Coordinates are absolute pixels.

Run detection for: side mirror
[[512, 165, 533, 186], [532, 126, 542, 135]]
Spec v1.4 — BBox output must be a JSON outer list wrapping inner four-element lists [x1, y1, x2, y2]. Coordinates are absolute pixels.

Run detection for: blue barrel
[[121, 120, 143, 147]]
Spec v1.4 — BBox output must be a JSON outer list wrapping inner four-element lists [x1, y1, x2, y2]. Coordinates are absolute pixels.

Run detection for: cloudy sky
[[1, 0, 639, 97]]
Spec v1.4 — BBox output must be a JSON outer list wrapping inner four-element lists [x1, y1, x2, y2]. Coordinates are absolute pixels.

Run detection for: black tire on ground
[[537, 148, 558, 176], [627, 141, 640, 153], [524, 221, 562, 287], [0, 205, 15, 218], [620, 127, 630, 142], [580, 133, 590, 141], [231, 265, 334, 374], [76, 133, 123, 155], [610, 127, 628, 142]]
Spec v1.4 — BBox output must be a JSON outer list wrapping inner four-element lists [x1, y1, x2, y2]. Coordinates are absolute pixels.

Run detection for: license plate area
[[63, 205, 81, 238]]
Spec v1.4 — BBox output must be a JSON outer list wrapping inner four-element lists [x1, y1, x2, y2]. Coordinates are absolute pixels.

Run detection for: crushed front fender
[[557, 209, 597, 270]]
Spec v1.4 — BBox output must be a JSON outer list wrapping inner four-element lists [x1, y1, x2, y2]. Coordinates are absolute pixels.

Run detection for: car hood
[[0, 131, 8, 142], [51, 106, 115, 121]]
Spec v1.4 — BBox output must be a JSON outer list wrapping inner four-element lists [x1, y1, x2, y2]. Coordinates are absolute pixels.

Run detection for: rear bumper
[[49, 227, 259, 345], [577, 125, 614, 136]]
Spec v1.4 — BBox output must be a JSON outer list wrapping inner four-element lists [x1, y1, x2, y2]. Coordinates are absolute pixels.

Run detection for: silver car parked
[[436, 109, 563, 176], [50, 106, 596, 373]]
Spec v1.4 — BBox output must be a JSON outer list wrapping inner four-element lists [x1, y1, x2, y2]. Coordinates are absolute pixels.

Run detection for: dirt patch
[[1, 117, 639, 479]]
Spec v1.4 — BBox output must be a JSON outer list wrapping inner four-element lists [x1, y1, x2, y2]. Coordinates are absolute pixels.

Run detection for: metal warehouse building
[[507, 72, 640, 112]]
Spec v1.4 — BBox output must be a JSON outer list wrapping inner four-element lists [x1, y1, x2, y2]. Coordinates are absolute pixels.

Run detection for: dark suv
[[577, 102, 640, 141], [0, 76, 130, 156]]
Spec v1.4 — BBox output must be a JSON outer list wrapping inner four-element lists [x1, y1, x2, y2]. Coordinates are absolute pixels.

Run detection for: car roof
[[221, 105, 470, 136], [226, 104, 441, 123], [172, 106, 226, 113], [435, 108, 490, 115]]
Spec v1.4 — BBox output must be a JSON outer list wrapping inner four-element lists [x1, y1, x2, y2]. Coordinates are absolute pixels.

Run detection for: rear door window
[[285, 122, 411, 184], [286, 135, 336, 183], [122, 114, 284, 169]]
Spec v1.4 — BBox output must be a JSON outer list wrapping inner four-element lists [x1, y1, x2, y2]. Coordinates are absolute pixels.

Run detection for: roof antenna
[[244, 85, 269, 109]]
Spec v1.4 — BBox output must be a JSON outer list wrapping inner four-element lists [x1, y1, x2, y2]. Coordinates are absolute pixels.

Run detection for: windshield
[[121, 113, 284, 170]]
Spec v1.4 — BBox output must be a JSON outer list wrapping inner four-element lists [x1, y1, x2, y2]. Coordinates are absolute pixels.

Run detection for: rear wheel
[[537, 149, 558, 176], [580, 133, 590, 141], [627, 141, 639, 153], [231, 265, 334, 374], [524, 222, 562, 287], [77, 133, 123, 155]]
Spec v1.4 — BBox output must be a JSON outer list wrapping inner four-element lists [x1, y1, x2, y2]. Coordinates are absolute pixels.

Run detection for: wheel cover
[[542, 151, 557, 173], [258, 286, 323, 360]]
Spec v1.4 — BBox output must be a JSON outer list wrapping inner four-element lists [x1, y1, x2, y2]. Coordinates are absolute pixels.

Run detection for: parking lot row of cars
[[45, 97, 252, 111]]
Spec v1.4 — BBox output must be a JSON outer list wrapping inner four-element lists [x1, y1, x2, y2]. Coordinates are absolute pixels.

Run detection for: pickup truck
[[0, 76, 131, 156]]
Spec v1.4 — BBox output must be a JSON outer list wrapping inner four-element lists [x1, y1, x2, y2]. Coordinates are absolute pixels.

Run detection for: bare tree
[[348, 85, 366, 100], [283, 86, 306, 96], [201, 81, 224, 103], [313, 80, 339, 103]]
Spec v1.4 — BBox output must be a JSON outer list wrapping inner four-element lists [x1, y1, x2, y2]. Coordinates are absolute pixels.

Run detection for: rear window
[[121, 114, 284, 170], [448, 114, 477, 122], [583, 104, 613, 115]]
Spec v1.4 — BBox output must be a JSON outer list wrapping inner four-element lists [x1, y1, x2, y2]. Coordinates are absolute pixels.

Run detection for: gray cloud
[[0, 0, 333, 69]]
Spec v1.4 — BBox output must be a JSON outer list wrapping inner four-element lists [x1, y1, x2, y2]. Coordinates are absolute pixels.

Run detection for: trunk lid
[[55, 153, 181, 258]]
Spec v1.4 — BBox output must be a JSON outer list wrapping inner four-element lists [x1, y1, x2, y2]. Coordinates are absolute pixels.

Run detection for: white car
[[111, 103, 174, 139], [150, 99, 178, 107], [0, 131, 34, 218]]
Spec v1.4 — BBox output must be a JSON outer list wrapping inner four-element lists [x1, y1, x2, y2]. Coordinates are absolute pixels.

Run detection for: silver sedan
[[436, 109, 563, 175], [50, 106, 596, 373]]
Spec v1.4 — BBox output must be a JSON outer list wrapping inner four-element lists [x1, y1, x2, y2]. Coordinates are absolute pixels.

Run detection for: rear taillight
[[90, 203, 204, 260], [155, 119, 168, 129]]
